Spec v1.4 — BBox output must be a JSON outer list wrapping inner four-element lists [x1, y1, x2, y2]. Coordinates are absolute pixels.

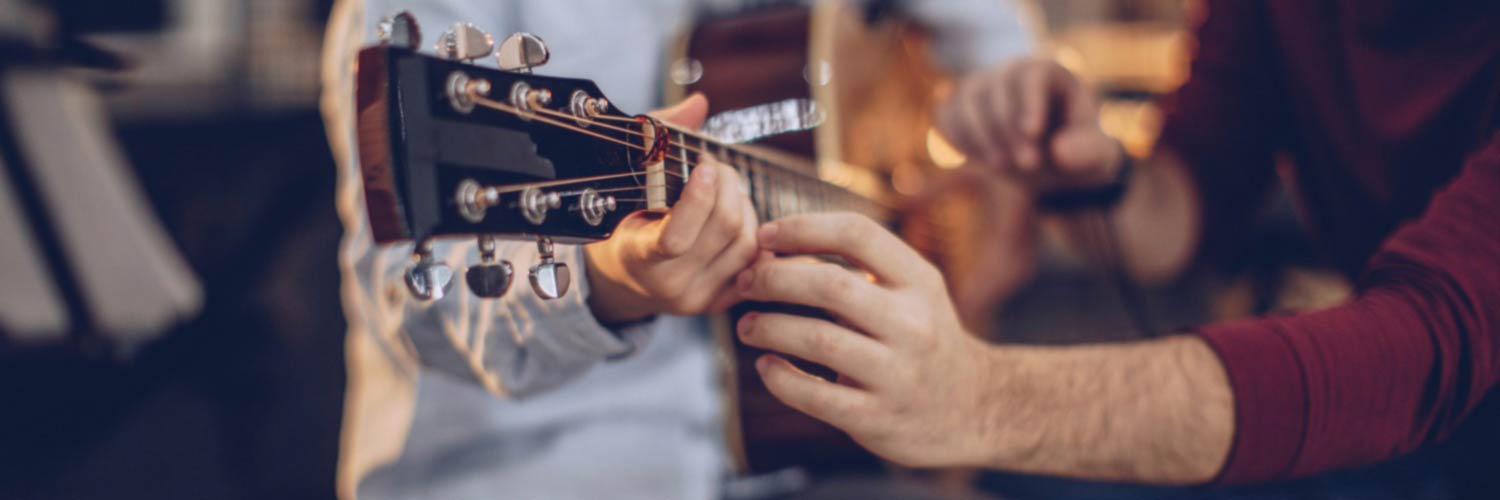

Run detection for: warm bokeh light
[[926, 127, 967, 169]]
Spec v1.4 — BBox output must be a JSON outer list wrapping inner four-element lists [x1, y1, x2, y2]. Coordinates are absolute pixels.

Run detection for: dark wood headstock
[[355, 46, 687, 245]]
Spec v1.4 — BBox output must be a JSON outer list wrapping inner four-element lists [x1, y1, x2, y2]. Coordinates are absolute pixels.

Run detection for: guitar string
[[469, 94, 891, 219], [537, 109, 730, 167], [471, 95, 677, 162], [481, 170, 681, 195], [484, 97, 837, 192], [583, 116, 900, 217]]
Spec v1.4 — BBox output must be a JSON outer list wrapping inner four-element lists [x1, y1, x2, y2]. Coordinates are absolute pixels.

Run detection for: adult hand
[[585, 94, 759, 323], [733, 212, 1001, 468], [733, 216, 1234, 482], [936, 57, 1123, 191]]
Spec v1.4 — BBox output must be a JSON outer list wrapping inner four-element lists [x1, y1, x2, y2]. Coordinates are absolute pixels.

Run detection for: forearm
[[977, 335, 1232, 484]]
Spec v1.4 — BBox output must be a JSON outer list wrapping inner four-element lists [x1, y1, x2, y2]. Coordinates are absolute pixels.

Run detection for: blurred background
[[2, 0, 1486, 498], [2, 0, 344, 498]]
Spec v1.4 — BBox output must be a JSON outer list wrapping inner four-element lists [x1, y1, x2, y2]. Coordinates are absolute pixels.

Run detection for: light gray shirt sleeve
[[904, 0, 1036, 72]]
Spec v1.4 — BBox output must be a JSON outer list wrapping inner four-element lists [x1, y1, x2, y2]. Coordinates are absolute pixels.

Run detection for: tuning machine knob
[[496, 32, 550, 73], [437, 23, 495, 62], [404, 240, 453, 301], [377, 11, 422, 49], [465, 235, 514, 299], [528, 237, 570, 299]]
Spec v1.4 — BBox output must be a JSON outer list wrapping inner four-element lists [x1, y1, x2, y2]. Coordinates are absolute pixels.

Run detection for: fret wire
[[745, 155, 758, 222], [795, 174, 805, 216], [772, 167, 783, 221], [756, 159, 768, 222], [785, 170, 795, 218], [755, 158, 769, 223], [795, 172, 803, 216], [676, 129, 690, 181], [769, 162, 780, 219]]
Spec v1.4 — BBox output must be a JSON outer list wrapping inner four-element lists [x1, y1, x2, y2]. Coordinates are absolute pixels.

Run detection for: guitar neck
[[664, 127, 893, 225]]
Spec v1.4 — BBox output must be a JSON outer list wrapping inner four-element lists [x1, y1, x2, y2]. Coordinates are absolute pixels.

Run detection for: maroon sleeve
[[1199, 135, 1500, 484], [1155, 0, 1288, 267]]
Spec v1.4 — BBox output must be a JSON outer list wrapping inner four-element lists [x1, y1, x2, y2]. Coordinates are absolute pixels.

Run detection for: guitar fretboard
[[663, 128, 892, 225]]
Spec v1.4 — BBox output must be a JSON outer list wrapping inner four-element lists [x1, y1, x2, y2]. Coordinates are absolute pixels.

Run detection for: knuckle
[[819, 270, 857, 303], [655, 234, 692, 258], [806, 326, 842, 359], [917, 262, 945, 289], [686, 178, 715, 202], [653, 280, 689, 302], [893, 313, 926, 338], [645, 269, 692, 298], [753, 264, 781, 295]]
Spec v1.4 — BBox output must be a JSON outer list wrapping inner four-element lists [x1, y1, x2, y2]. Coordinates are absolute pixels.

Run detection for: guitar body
[[672, 1, 994, 476]]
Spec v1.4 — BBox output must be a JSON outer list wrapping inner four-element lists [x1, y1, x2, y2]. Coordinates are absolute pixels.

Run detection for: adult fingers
[[1012, 61, 1062, 170], [685, 162, 748, 261], [953, 80, 1008, 169], [678, 195, 759, 311], [738, 312, 892, 387], [653, 161, 717, 258], [755, 354, 878, 434], [1050, 127, 1121, 183], [756, 213, 936, 288], [977, 74, 1030, 172], [735, 258, 905, 340], [648, 93, 710, 129]]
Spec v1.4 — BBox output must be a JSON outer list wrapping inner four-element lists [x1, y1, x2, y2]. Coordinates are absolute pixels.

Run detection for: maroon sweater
[[1155, 0, 1500, 485]]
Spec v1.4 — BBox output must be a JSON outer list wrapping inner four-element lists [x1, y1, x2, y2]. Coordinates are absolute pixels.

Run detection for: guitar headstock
[[357, 14, 692, 300]]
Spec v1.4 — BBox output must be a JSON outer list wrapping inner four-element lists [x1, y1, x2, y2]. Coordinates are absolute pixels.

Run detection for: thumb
[[648, 93, 710, 129], [1050, 127, 1120, 183]]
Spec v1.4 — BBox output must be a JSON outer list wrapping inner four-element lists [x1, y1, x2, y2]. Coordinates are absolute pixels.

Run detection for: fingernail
[[695, 164, 717, 185], [737, 312, 757, 336], [735, 268, 754, 293], [757, 223, 778, 246]]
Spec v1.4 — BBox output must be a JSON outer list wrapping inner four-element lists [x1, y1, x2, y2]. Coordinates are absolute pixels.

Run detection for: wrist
[[964, 343, 1039, 470], [582, 244, 656, 324]]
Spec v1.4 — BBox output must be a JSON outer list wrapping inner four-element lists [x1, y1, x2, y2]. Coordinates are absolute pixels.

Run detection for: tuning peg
[[496, 33, 550, 73], [528, 237, 570, 299], [405, 241, 453, 301], [377, 12, 422, 49], [465, 235, 514, 298], [437, 23, 495, 62], [377, 11, 422, 49]]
